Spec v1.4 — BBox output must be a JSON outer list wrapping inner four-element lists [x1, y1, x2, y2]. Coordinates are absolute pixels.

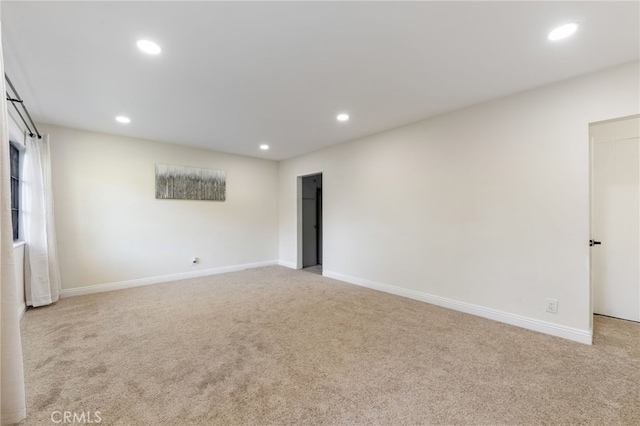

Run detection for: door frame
[[588, 114, 640, 330], [296, 171, 323, 270], [589, 125, 596, 333]]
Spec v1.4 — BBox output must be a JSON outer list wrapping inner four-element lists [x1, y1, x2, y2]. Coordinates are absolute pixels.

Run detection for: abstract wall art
[[155, 164, 226, 201]]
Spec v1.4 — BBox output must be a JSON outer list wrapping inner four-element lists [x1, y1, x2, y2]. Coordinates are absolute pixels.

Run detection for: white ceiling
[[2, 1, 639, 160]]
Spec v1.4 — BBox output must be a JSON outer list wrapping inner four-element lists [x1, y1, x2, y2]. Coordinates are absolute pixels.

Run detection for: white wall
[[41, 124, 279, 291], [279, 61, 640, 342]]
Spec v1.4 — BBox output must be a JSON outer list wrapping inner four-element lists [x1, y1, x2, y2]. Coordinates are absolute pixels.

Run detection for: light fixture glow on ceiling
[[115, 116, 131, 124], [260, 144, 269, 150], [136, 39, 162, 55], [337, 113, 349, 122], [548, 23, 578, 41]]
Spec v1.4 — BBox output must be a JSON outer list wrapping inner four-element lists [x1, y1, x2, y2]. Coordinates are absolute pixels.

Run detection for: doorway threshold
[[302, 265, 322, 275]]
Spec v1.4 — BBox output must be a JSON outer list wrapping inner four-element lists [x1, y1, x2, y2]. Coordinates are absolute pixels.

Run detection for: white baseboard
[[278, 260, 297, 269], [323, 270, 592, 345], [60, 260, 279, 298], [18, 303, 26, 320]]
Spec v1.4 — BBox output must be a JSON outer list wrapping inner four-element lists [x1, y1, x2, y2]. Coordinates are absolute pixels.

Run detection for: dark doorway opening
[[301, 174, 322, 273]]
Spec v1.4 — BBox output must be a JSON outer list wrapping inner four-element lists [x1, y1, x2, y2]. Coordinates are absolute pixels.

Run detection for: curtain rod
[[5, 73, 42, 139]]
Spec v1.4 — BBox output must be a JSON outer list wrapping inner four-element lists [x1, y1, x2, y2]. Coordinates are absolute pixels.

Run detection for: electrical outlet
[[192, 257, 198, 265], [546, 298, 558, 314]]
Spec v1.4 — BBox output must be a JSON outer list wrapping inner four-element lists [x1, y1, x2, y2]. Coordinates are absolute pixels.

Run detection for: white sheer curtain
[[23, 134, 61, 307], [0, 19, 27, 426]]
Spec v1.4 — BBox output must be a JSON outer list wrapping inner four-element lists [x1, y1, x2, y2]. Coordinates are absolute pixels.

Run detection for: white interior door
[[591, 117, 640, 322]]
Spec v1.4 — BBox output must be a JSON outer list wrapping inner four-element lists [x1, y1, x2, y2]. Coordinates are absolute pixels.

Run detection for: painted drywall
[[279, 61, 640, 338], [42, 124, 279, 290]]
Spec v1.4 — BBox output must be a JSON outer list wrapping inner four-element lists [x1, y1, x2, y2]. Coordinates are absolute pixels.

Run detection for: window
[[10, 143, 20, 241]]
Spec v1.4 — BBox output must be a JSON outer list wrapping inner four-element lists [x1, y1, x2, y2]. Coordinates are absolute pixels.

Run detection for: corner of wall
[[18, 303, 27, 321], [278, 260, 297, 269]]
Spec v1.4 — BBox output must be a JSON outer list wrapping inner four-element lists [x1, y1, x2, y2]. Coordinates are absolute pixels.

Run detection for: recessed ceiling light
[[136, 39, 161, 55], [548, 23, 578, 41], [337, 113, 349, 122], [260, 144, 269, 150], [115, 116, 131, 124]]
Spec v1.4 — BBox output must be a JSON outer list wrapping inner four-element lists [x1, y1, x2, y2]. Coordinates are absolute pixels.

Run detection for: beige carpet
[[18, 266, 640, 425]]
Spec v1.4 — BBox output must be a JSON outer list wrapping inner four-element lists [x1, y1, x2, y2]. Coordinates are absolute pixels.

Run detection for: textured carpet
[[18, 266, 640, 425]]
